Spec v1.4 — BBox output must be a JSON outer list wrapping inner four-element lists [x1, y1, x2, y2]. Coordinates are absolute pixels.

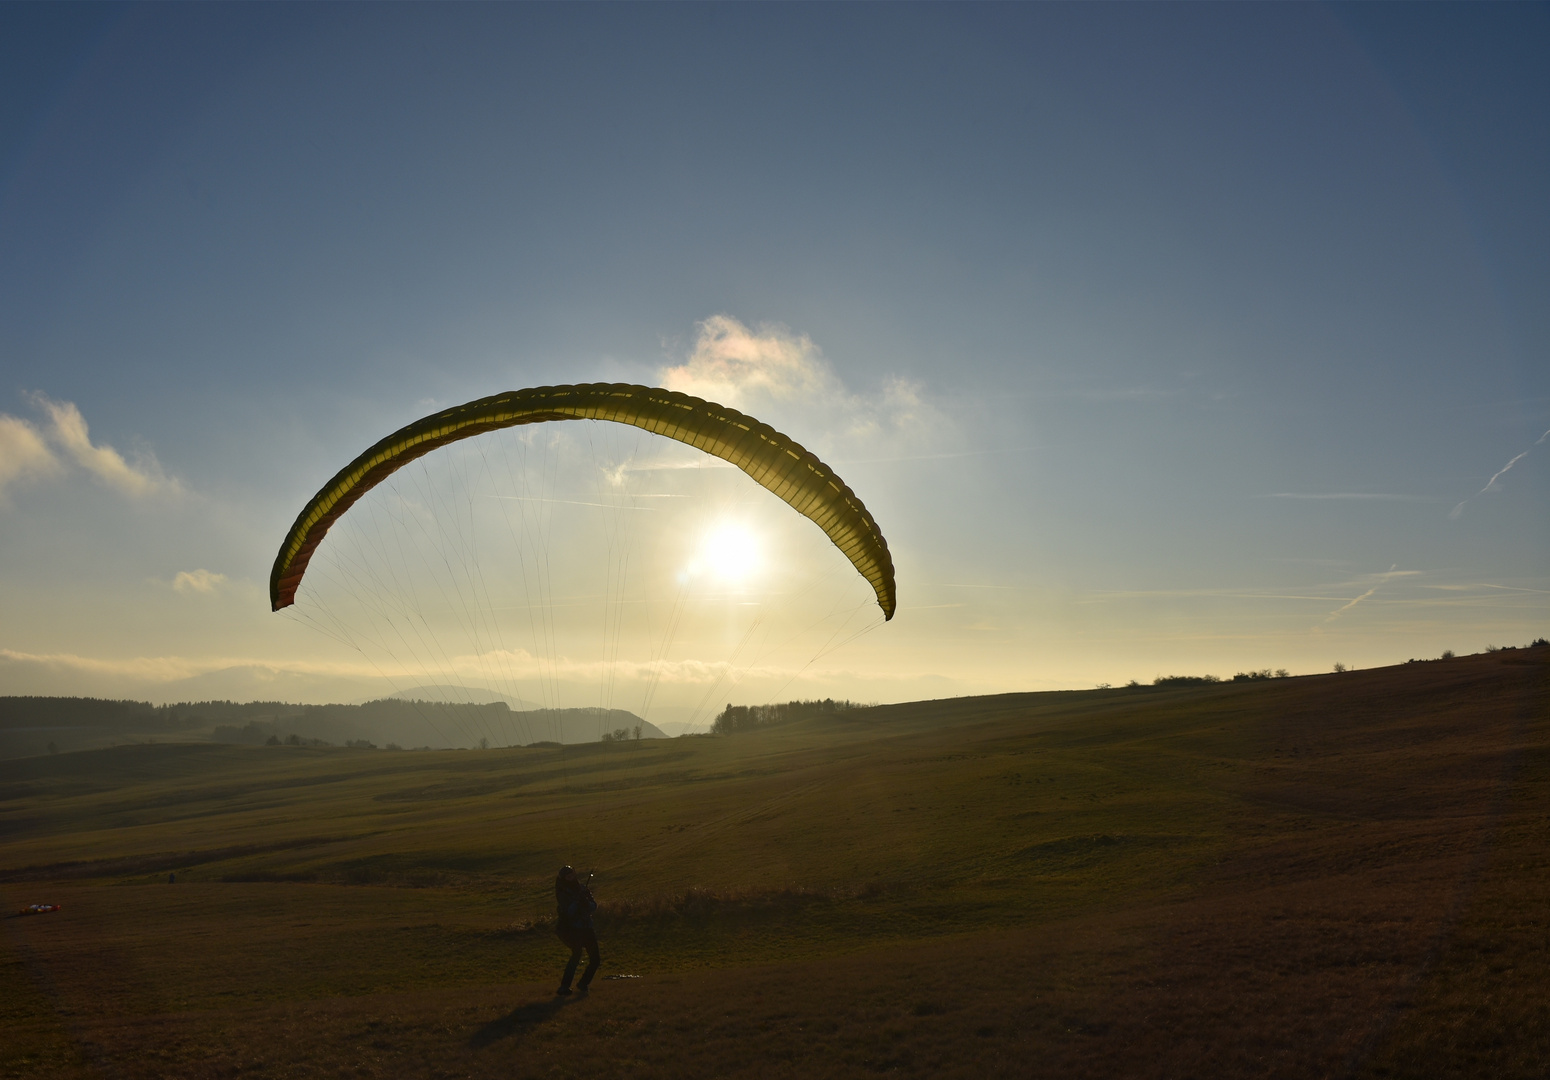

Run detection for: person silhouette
[[553, 865, 599, 995]]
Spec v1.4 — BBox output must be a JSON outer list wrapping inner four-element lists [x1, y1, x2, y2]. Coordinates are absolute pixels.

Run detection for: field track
[[2, 649, 1546, 1078]]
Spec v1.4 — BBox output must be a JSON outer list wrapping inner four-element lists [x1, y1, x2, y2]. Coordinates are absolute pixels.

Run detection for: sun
[[693, 520, 764, 586]]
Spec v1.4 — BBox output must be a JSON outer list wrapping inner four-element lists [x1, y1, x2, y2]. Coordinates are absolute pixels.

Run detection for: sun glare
[[693, 521, 764, 586]]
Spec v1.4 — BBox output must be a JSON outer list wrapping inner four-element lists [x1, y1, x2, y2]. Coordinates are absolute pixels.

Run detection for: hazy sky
[[2, 3, 1546, 713]]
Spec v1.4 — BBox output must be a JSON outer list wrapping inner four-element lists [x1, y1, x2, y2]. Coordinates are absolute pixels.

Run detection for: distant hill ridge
[[0, 695, 663, 758]]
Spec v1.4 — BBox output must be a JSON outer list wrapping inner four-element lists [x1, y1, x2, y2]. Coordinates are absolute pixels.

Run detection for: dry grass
[[1, 649, 1545, 1078]]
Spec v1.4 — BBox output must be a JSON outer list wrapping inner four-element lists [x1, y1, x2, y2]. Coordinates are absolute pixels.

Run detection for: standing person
[[554, 865, 600, 996]]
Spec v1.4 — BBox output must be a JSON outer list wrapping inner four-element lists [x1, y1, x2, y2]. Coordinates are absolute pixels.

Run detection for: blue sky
[[1, 3, 1545, 713]]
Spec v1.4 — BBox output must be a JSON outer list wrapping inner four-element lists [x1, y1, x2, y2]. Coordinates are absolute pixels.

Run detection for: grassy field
[[2, 649, 1545, 1078]]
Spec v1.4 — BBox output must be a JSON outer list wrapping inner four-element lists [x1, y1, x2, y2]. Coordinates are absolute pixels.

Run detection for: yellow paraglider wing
[[270, 383, 897, 619]]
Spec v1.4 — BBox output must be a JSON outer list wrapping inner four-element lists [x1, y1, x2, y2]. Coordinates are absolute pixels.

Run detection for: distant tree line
[[1102, 670, 1293, 689], [264, 733, 335, 747], [1112, 638, 1549, 690], [0, 696, 258, 758], [1150, 675, 1222, 687], [711, 698, 868, 735], [0, 696, 214, 732]]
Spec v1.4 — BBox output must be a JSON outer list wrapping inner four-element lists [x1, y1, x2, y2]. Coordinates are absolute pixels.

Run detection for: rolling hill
[[0, 696, 665, 758]]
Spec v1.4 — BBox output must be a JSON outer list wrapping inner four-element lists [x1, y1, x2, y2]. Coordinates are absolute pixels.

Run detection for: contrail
[[1450, 429, 1550, 520], [1325, 584, 1381, 620], [1322, 564, 1402, 624]]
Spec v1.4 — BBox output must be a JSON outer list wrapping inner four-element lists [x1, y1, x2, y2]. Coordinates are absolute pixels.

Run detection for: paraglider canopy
[[270, 383, 896, 619]]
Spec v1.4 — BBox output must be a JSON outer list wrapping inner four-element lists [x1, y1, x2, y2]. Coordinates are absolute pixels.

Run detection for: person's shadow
[[468, 997, 573, 1048]]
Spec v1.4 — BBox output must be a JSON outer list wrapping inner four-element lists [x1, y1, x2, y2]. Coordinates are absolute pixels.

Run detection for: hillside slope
[[1, 648, 1545, 1078]]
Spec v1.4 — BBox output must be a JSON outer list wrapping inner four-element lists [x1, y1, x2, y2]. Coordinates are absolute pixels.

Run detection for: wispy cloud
[[33, 394, 181, 497], [0, 645, 796, 690], [1450, 428, 1550, 519], [1079, 590, 1345, 603], [830, 446, 1044, 466], [1420, 582, 1550, 598], [1259, 492, 1429, 501], [0, 648, 213, 683], [0, 414, 62, 498], [610, 457, 734, 474], [172, 569, 228, 595], [0, 394, 181, 499]]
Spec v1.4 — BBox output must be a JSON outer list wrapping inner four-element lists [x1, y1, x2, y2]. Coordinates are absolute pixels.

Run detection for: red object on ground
[[17, 904, 61, 916]]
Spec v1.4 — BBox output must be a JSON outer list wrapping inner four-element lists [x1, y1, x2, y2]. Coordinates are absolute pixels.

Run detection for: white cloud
[[31, 394, 180, 497], [660, 315, 833, 406], [172, 569, 228, 595], [657, 315, 938, 450], [0, 414, 62, 498], [0, 394, 181, 499], [0, 648, 210, 684]]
